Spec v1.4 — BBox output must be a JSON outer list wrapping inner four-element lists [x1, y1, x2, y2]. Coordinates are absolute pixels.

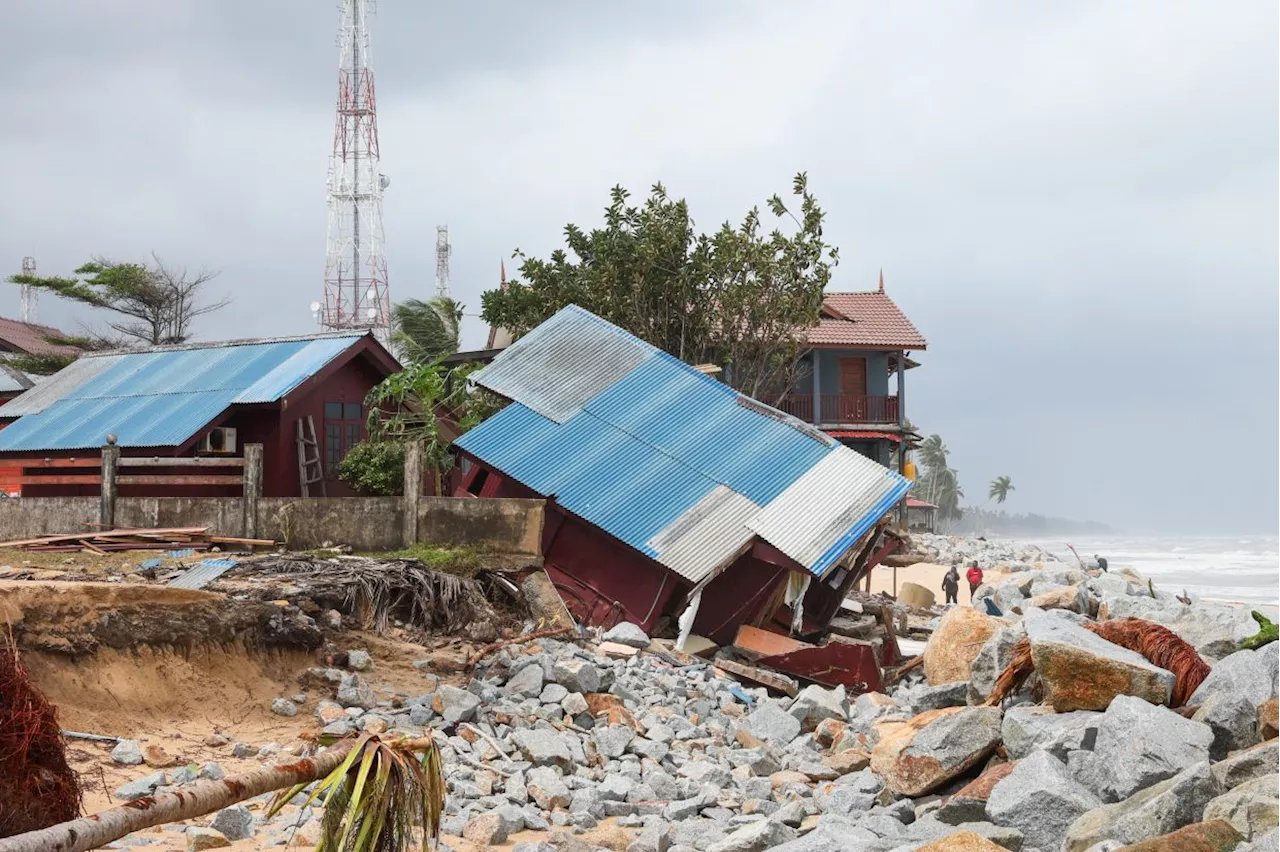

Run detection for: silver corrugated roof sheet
[[470, 306, 655, 423], [747, 444, 911, 575], [0, 354, 124, 416], [646, 485, 760, 583]]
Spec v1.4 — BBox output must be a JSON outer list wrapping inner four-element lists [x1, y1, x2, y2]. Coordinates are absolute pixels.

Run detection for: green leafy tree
[[336, 440, 406, 496], [6, 254, 228, 347], [988, 475, 1015, 505], [391, 296, 462, 364], [481, 174, 838, 402]]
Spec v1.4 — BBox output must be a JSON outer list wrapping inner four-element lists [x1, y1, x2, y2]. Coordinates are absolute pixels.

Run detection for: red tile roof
[[0, 317, 81, 357], [806, 291, 927, 350]]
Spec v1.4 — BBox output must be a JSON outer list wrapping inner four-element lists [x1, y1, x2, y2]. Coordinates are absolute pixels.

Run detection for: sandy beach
[[867, 561, 1008, 606]]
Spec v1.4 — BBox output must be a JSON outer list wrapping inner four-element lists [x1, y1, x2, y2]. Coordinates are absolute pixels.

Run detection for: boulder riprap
[[110, 738, 143, 766], [1073, 695, 1213, 802], [432, 684, 481, 722], [1001, 705, 1099, 760], [210, 804, 256, 841], [1113, 820, 1243, 852], [923, 607, 1005, 685], [986, 750, 1102, 851], [1201, 776, 1279, 840], [336, 672, 377, 709], [789, 684, 849, 731], [1023, 609, 1175, 711], [186, 828, 231, 851], [870, 706, 1003, 796], [966, 624, 1025, 706], [603, 621, 651, 649], [1063, 762, 1222, 851]]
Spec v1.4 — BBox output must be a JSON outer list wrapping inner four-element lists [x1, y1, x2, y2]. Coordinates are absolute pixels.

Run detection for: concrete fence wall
[[0, 495, 544, 555]]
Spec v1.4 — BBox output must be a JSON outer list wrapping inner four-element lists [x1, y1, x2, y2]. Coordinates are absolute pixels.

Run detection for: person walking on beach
[[942, 564, 960, 605], [966, 561, 984, 597]]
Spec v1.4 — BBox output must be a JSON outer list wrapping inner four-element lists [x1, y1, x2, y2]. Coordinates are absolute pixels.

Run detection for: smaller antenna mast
[[435, 226, 451, 299], [19, 257, 37, 324]]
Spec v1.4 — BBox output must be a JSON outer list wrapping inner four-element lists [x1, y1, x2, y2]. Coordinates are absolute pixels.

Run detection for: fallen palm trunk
[[984, 617, 1210, 708], [0, 734, 442, 852]]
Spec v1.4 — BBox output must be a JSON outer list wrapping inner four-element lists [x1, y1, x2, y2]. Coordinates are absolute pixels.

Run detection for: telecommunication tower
[[314, 0, 391, 342], [435, 226, 451, 299], [19, 257, 37, 324]]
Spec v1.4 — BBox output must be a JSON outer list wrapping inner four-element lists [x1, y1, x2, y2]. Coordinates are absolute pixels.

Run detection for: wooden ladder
[[295, 416, 326, 497]]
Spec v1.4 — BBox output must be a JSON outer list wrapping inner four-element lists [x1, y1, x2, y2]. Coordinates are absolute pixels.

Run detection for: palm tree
[[391, 296, 462, 364], [988, 475, 1015, 505], [918, 434, 948, 472], [936, 468, 964, 528]]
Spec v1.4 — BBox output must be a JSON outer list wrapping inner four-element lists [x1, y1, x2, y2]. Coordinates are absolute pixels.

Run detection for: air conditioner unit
[[198, 427, 237, 455]]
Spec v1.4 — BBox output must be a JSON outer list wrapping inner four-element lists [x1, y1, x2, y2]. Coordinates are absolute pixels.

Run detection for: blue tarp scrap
[[165, 548, 196, 559]]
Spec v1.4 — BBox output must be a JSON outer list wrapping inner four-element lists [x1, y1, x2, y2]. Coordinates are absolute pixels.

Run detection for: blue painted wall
[[794, 349, 892, 396]]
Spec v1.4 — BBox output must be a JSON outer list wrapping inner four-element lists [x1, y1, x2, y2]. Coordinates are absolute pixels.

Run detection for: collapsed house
[[454, 305, 913, 691]]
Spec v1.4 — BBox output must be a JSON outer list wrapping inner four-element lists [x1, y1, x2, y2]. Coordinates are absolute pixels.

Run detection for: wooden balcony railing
[[776, 394, 900, 425]]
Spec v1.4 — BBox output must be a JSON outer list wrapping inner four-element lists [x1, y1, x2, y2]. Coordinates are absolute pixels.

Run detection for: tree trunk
[[0, 740, 360, 852]]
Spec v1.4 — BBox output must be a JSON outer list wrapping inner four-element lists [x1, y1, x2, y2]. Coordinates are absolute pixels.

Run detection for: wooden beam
[[118, 456, 245, 468], [116, 475, 243, 486], [0, 526, 210, 549], [19, 458, 103, 468], [18, 475, 101, 486]]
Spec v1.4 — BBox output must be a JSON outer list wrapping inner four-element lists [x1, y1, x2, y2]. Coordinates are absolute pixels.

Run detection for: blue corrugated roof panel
[[460, 305, 911, 579], [0, 334, 368, 451]]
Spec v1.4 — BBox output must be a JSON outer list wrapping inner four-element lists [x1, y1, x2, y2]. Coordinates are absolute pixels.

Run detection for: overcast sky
[[3, 1, 1276, 535]]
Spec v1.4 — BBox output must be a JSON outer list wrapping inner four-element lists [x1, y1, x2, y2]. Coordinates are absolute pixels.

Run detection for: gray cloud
[[2, 0, 1275, 534]]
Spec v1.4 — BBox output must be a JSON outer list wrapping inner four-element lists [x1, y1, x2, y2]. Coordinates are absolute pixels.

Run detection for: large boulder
[[1114, 820, 1243, 851], [1202, 776, 1280, 841], [789, 684, 849, 731], [1189, 646, 1280, 710], [987, 750, 1102, 851], [1074, 695, 1213, 802], [1064, 762, 1223, 852], [1023, 609, 1175, 711], [1099, 596, 1258, 660], [1028, 584, 1091, 614], [914, 830, 1010, 852], [1194, 693, 1262, 759], [705, 819, 797, 852], [966, 624, 1025, 706], [1001, 705, 1100, 760], [924, 608, 1007, 686], [1213, 740, 1279, 791], [746, 701, 802, 746], [1237, 829, 1279, 852], [870, 706, 1003, 796]]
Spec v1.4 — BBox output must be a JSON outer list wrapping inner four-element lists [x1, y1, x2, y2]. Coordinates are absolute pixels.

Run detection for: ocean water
[[1027, 535, 1279, 608]]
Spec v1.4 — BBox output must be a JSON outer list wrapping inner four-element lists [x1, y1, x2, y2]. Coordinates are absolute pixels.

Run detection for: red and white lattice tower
[[316, 0, 391, 342]]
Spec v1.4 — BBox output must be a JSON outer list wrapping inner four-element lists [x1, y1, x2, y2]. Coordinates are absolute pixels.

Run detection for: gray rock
[[706, 820, 797, 852], [967, 625, 1026, 705], [492, 804, 527, 835], [540, 683, 569, 704], [600, 774, 636, 802], [171, 765, 198, 785], [603, 622, 651, 649], [185, 828, 231, 851], [408, 704, 434, 726], [336, 673, 377, 709], [515, 729, 575, 770], [347, 649, 375, 671], [987, 750, 1102, 851], [111, 739, 144, 766], [514, 843, 560, 852], [115, 771, 167, 802], [870, 705, 1003, 797], [1063, 761, 1222, 852], [903, 817, 1026, 850], [814, 770, 883, 817], [270, 698, 298, 717], [434, 685, 481, 723], [463, 813, 509, 845], [627, 824, 673, 852], [197, 762, 225, 781], [664, 798, 702, 821], [1191, 646, 1279, 709], [593, 724, 635, 759], [210, 805, 256, 841], [1202, 776, 1280, 841], [507, 663, 547, 698], [554, 658, 601, 694], [561, 692, 589, 716], [745, 702, 801, 746], [1002, 705, 1101, 760], [907, 681, 968, 713], [1101, 596, 1257, 660], [678, 760, 732, 787], [1238, 829, 1280, 852], [1213, 740, 1279, 790], [1194, 693, 1261, 759], [1080, 694, 1213, 802], [528, 775, 572, 811], [321, 720, 355, 737], [789, 685, 849, 730]]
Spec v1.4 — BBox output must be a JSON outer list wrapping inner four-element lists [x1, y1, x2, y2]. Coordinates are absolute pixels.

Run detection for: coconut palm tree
[[988, 475, 1015, 505], [391, 296, 462, 364], [0, 733, 445, 852]]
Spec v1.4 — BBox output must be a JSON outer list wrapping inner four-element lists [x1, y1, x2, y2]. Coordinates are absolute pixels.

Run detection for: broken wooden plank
[[208, 536, 276, 546], [712, 658, 799, 698], [116, 475, 243, 486], [0, 526, 210, 549], [78, 539, 108, 556], [118, 457, 245, 467]]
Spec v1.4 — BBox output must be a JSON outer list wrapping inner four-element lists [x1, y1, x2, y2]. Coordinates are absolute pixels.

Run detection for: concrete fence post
[[243, 443, 263, 539], [100, 440, 120, 530], [402, 441, 423, 548]]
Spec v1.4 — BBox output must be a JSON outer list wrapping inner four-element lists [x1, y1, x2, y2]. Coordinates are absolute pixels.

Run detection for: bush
[[337, 440, 405, 496]]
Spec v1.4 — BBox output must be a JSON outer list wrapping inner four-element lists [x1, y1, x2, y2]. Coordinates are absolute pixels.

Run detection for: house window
[[324, 401, 363, 473]]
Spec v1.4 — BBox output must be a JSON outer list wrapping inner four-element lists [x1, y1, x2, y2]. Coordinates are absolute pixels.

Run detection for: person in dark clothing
[[1095, 554, 1108, 573], [966, 561, 984, 596], [942, 564, 960, 605]]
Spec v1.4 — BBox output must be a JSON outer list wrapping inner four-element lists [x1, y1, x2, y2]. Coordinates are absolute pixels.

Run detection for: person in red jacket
[[966, 561, 984, 597]]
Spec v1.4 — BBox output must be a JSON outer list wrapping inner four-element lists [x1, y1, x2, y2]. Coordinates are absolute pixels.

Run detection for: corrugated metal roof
[[458, 305, 913, 580], [0, 354, 124, 416], [0, 335, 366, 451], [747, 445, 911, 574], [168, 558, 239, 590], [470, 306, 655, 423]]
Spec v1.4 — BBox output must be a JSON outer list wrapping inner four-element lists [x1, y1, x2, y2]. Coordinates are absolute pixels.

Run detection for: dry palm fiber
[[0, 629, 81, 838], [984, 617, 1210, 708]]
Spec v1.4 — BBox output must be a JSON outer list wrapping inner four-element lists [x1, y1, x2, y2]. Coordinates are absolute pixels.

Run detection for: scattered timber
[[0, 527, 276, 554]]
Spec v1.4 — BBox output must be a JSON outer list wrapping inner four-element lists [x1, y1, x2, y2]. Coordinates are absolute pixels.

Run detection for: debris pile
[[0, 526, 273, 555]]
